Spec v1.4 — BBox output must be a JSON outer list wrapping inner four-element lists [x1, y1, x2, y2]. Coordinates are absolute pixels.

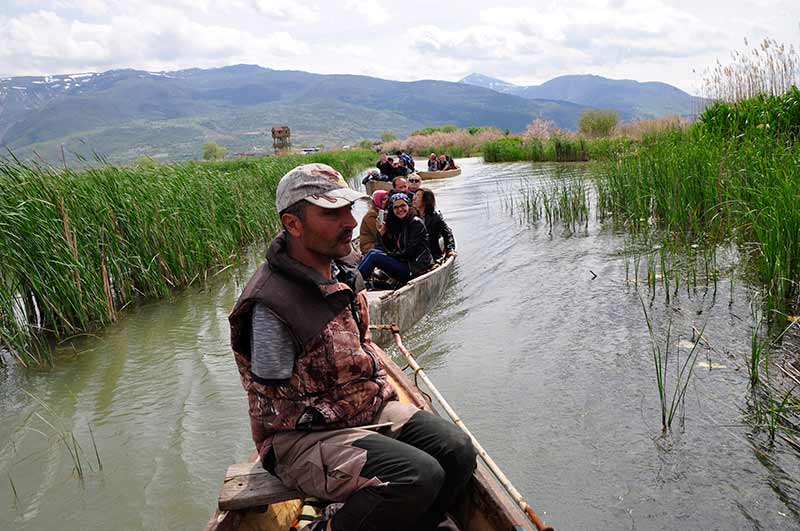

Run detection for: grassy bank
[[599, 87, 800, 313], [0, 150, 374, 366], [482, 136, 633, 162]]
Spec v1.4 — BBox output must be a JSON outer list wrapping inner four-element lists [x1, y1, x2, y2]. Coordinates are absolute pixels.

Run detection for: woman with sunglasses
[[412, 188, 456, 261], [407, 173, 422, 195], [357, 193, 433, 283]]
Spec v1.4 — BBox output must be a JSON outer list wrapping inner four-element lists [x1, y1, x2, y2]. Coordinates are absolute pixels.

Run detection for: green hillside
[[0, 65, 588, 164]]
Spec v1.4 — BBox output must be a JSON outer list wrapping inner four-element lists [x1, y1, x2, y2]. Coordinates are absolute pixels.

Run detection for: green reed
[[499, 175, 590, 235], [0, 150, 375, 365], [640, 295, 706, 431], [735, 292, 800, 445], [8, 473, 19, 509], [483, 136, 631, 163], [600, 88, 800, 315], [622, 232, 727, 310]]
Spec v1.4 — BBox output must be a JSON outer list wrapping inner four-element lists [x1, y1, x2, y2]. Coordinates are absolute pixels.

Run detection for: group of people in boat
[[358, 171, 456, 288], [427, 152, 458, 172], [228, 163, 474, 531], [373, 151, 416, 181], [367, 150, 458, 184]]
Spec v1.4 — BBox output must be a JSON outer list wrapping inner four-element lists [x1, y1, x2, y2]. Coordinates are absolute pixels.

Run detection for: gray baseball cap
[[275, 163, 369, 213]]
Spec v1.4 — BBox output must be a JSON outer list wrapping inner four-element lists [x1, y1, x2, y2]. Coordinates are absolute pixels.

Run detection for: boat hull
[[365, 180, 393, 195], [417, 168, 462, 180], [366, 255, 455, 346]]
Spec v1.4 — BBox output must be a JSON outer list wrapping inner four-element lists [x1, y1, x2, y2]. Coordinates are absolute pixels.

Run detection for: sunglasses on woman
[[408, 178, 420, 183]]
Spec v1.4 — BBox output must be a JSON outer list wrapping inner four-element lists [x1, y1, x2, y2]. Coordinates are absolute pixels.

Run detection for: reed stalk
[[640, 295, 706, 431], [8, 473, 19, 508], [88, 422, 102, 471]]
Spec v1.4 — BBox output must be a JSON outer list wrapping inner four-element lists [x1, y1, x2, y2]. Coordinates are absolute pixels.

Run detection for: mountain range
[[459, 73, 703, 120], [0, 65, 700, 164]]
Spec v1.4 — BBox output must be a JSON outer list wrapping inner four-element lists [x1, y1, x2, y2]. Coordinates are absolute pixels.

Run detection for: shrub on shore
[[386, 118, 649, 163], [613, 115, 689, 141], [578, 110, 619, 138]]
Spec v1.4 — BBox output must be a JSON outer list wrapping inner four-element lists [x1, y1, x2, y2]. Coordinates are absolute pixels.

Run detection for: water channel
[[1, 158, 799, 530]]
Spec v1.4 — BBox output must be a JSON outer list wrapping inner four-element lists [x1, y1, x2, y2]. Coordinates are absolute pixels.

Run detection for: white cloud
[[403, 0, 738, 88], [249, 0, 320, 23], [344, 0, 389, 25], [1, 0, 796, 92], [0, 7, 311, 75], [414, 1, 727, 66]]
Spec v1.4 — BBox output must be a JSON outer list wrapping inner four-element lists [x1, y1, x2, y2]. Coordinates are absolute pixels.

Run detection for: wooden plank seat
[[219, 462, 302, 511]]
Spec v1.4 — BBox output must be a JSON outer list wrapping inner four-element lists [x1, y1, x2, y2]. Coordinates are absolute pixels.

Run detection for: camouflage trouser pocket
[[275, 434, 382, 502]]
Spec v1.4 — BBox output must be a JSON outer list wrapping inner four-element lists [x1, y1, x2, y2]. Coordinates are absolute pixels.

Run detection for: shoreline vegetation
[[600, 34, 799, 320], [382, 115, 684, 163], [0, 150, 375, 366], [600, 87, 800, 316]]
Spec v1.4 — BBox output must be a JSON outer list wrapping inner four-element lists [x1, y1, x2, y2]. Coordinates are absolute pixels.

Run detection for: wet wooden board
[[218, 462, 301, 511]]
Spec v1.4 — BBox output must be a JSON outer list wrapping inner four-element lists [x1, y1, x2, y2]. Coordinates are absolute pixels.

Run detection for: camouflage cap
[[275, 163, 369, 213]]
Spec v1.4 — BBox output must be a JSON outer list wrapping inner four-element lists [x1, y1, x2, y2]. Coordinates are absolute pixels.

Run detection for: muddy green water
[[2, 158, 799, 530]]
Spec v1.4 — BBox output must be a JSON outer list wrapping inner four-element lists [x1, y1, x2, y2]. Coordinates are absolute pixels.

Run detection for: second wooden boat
[[417, 168, 462, 180], [365, 180, 393, 195], [366, 254, 455, 345]]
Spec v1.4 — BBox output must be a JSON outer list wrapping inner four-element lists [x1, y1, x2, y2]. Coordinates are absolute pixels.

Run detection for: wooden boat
[[204, 362, 537, 530], [203, 256, 543, 531], [365, 254, 454, 345], [365, 179, 393, 195], [417, 168, 462, 180]]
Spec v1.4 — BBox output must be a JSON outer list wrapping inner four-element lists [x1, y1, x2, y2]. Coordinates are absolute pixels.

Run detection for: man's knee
[[449, 429, 477, 472], [411, 453, 446, 501]]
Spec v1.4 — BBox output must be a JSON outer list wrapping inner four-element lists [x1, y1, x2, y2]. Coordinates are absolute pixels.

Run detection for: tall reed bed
[[599, 88, 800, 314], [0, 150, 374, 365], [498, 174, 591, 235], [483, 135, 632, 163], [702, 37, 798, 102]]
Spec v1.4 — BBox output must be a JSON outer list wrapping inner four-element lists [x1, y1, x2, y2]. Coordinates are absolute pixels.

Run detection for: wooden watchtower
[[271, 126, 291, 156]]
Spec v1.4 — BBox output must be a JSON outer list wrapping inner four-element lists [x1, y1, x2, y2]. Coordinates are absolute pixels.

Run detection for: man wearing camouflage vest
[[229, 163, 476, 531]]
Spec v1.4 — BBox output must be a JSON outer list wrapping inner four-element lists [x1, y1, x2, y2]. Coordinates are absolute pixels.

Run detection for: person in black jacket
[[376, 154, 395, 179], [412, 188, 456, 261], [357, 193, 433, 282]]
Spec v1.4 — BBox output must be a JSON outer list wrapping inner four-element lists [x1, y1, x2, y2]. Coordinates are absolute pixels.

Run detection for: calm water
[[2, 158, 799, 530]]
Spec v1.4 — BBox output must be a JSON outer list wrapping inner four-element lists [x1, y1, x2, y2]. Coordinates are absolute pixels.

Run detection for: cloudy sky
[[1, 0, 798, 93]]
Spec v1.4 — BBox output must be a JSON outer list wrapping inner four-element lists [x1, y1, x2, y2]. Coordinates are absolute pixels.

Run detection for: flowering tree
[[522, 117, 557, 141]]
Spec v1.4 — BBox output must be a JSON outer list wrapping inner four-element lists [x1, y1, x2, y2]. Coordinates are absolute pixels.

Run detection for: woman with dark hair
[[358, 192, 433, 282], [412, 188, 456, 261]]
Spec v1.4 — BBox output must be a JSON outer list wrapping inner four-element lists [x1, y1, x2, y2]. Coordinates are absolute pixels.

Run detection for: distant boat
[[417, 168, 461, 180]]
